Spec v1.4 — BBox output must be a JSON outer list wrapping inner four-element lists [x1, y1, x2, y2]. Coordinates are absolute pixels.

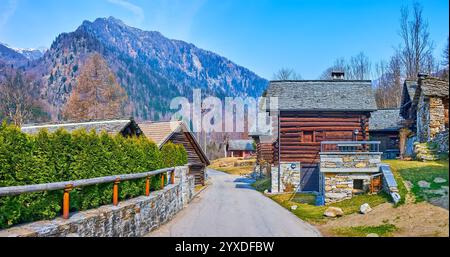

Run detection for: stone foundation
[[324, 173, 372, 204], [320, 152, 382, 204], [270, 162, 301, 193], [0, 166, 194, 237]]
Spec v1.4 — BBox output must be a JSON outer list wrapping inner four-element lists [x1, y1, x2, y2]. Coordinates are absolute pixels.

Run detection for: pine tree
[[63, 53, 128, 121]]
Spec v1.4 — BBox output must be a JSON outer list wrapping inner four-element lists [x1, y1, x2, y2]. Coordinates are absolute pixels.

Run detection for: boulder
[[360, 203, 372, 214], [366, 233, 379, 237], [324, 207, 344, 217], [290, 205, 298, 211], [418, 180, 431, 188], [434, 177, 447, 184]]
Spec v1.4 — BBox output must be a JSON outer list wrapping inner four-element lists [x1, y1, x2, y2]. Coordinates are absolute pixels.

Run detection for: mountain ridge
[[12, 17, 268, 121]]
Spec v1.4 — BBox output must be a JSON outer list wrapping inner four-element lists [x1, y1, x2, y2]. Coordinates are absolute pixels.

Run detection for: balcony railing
[[0, 167, 176, 219], [320, 141, 381, 153]]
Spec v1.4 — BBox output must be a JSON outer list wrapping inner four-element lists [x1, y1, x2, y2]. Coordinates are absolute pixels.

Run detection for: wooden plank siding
[[277, 112, 371, 164], [256, 143, 275, 164], [167, 132, 207, 185]]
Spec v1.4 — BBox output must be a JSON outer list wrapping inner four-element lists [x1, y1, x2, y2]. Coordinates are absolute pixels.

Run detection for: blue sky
[[0, 0, 448, 79]]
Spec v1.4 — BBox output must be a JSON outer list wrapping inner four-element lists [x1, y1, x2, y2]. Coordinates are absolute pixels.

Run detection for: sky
[[0, 0, 448, 79]]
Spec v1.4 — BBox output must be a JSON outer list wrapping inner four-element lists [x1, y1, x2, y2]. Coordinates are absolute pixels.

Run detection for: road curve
[[147, 169, 321, 237]]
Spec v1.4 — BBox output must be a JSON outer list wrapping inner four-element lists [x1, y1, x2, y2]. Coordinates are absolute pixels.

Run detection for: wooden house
[[265, 72, 378, 192], [139, 121, 210, 185], [369, 109, 403, 159], [21, 118, 144, 137], [226, 140, 256, 158]]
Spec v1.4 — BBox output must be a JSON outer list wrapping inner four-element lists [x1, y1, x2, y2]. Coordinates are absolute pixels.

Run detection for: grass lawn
[[384, 159, 449, 203], [331, 224, 397, 237], [208, 157, 256, 175], [267, 192, 389, 224]]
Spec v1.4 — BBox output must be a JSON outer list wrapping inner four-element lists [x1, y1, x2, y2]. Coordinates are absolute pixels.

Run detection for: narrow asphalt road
[[147, 169, 321, 237]]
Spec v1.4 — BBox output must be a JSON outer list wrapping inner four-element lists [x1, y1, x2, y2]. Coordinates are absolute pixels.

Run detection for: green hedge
[[0, 122, 187, 228]]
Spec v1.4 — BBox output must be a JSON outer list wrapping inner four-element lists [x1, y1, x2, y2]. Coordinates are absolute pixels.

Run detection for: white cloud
[[107, 0, 145, 25], [0, 0, 18, 30]]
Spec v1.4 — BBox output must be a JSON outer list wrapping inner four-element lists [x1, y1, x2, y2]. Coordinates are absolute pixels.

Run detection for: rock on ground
[[360, 203, 372, 214], [434, 177, 447, 184], [324, 207, 344, 218], [418, 180, 431, 188]]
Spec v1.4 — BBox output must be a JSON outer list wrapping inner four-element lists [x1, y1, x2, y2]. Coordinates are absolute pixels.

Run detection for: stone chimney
[[331, 71, 345, 80]]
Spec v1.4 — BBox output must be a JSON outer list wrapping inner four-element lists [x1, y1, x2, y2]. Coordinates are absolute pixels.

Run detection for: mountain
[[12, 47, 46, 61], [0, 42, 29, 67], [25, 17, 268, 121]]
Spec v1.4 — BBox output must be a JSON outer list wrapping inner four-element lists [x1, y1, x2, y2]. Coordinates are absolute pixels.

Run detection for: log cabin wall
[[278, 111, 370, 164], [168, 132, 207, 185]]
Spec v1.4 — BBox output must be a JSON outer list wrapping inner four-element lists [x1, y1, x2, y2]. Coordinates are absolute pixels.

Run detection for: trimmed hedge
[[0, 122, 187, 228]]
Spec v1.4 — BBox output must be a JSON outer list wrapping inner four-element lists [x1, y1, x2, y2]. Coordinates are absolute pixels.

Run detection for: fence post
[[161, 174, 165, 189], [113, 178, 120, 206], [170, 169, 175, 184], [63, 184, 73, 219], [145, 176, 151, 196]]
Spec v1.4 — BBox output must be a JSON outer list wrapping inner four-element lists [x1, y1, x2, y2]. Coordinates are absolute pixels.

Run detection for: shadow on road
[[234, 177, 256, 190]]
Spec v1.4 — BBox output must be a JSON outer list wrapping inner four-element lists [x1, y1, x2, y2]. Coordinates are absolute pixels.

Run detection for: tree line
[[273, 2, 449, 109]]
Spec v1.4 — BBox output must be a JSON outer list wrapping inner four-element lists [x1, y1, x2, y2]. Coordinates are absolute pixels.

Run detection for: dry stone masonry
[[0, 166, 194, 237], [320, 153, 382, 204]]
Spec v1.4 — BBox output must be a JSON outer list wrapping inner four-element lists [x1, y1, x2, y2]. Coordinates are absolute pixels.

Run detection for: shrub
[[0, 122, 187, 228]]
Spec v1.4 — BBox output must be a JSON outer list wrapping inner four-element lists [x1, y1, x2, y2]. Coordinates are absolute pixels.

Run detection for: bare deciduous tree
[[399, 1, 434, 80], [0, 69, 38, 126], [374, 52, 403, 108], [273, 68, 302, 80], [349, 52, 372, 80], [441, 37, 449, 81]]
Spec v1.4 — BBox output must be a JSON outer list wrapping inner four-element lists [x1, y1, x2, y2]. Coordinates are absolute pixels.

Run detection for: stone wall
[[0, 166, 195, 237], [324, 173, 372, 204], [417, 95, 447, 143], [270, 162, 301, 193], [320, 153, 382, 204], [320, 153, 381, 173]]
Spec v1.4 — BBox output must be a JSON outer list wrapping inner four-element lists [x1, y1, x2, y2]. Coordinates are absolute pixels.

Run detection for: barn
[[139, 121, 210, 186], [265, 72, 379, 195]]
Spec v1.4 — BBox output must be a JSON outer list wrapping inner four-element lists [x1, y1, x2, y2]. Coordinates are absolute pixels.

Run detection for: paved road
[[148, 169, 321, 237]]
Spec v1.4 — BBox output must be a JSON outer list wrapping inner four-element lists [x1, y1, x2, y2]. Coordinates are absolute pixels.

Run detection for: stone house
[[399, 76, 449, 157]]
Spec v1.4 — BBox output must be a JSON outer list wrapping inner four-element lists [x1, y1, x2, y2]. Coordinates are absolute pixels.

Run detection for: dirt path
[[319, 202, 449, 237]]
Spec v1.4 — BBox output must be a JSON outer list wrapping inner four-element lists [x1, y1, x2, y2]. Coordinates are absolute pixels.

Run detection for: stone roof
[[419, 77, 449, 98], [21, 119, 134, 135], [227, 140, 255, 151], [369, 109, 403, 131], [265, 80, 377, 111], [404, 80, 418, 100]]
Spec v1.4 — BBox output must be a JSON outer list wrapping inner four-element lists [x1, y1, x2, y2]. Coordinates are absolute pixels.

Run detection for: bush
[[0, 122, 187, 228]]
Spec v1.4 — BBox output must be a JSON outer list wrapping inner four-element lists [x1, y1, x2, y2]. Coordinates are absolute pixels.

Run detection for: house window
[[353, 179, 364, 190], [302, 131, 315, 142]]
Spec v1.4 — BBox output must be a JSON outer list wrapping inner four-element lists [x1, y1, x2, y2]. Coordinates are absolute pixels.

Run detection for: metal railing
[[0, 167, 176, 219], [320, 141, 381, 153]]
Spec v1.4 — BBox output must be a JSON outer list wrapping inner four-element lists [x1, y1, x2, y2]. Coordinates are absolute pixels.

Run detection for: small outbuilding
[[369, 109, 403, 159], [139, 121, 210, 185], [226, 140, 256, 158]]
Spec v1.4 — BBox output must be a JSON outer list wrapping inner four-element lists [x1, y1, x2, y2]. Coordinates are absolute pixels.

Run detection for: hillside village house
[[139, 121, 210, 186], [21, 118, 144, 137], [263, 72, 389, 204], [22, 119, 210, 186], [399, 75, 449, 157], [226, 140, 256, 158], [369, 109, 403, 159]]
